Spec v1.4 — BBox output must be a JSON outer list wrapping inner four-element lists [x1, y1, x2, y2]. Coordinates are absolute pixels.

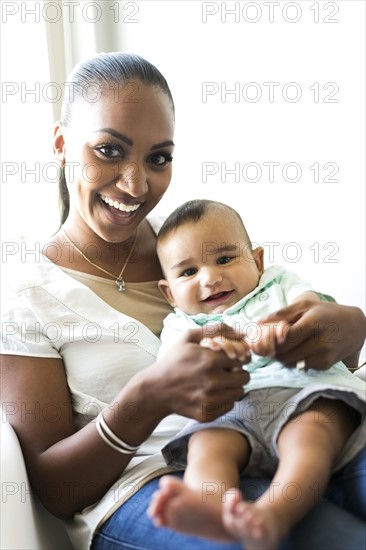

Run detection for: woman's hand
[[255, 300, 366, 370], [146, 326, 249, 423]]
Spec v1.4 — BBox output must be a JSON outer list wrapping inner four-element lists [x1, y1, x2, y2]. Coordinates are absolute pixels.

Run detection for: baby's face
[[158, 213, 264, 315]]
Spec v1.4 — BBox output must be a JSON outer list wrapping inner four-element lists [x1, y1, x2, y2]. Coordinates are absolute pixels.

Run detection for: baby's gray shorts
[[162, 385, 365, 478]]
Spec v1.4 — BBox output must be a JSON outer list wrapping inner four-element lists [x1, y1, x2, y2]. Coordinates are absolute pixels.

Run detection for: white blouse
[[1, 219, 189, 549]]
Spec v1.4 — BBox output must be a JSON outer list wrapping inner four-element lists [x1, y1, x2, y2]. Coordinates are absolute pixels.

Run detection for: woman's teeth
[[100, 195, 141, 212]]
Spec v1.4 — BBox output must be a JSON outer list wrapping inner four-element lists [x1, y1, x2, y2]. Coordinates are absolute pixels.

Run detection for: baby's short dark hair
[[157, 199, 251, 246]]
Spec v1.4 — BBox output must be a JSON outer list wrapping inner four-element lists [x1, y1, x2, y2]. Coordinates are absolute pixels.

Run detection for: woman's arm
[[2, 329, 248, 519], [257, 300, 366, 369]]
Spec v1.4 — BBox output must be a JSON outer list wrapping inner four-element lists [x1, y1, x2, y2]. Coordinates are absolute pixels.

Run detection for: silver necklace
[[61, 227, 139, 292]]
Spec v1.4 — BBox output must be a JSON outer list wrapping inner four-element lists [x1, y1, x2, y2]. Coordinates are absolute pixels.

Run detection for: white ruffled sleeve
[[1, 283, 61, 359]]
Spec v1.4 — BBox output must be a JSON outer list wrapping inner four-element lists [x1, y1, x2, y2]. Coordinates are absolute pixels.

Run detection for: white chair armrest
[[1, 417, 73, 549]]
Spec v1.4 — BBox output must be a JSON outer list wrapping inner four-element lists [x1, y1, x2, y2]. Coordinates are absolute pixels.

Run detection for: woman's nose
[[114, 161, 148, 197]]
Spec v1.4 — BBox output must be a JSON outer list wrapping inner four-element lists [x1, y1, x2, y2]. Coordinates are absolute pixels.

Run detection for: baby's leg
[[185, 428, 250, 492], [149, 428, 250, 541], [222, 398, 357, 550]]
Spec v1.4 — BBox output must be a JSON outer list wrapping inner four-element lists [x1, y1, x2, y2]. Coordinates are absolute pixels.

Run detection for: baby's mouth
[[202, 290, 234, 304]]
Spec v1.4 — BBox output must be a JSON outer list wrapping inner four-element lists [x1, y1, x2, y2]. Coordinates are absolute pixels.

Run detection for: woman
[[1, 53, 365, 550]]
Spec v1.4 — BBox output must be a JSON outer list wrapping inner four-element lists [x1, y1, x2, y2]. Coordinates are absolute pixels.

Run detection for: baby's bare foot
[[148, 475, 234, 541], [222, 489, 284, 550]]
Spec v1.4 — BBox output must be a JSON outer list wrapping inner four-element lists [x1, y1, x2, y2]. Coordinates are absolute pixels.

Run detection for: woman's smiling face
[[54, 81, 175, 242]]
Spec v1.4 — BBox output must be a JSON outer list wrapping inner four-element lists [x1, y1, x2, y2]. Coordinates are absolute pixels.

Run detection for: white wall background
[[1, 1, 365, 356]]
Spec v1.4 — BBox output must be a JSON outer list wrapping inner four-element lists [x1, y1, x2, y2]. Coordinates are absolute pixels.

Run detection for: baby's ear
[[252, 246, 264, 276], [158, 279, 176, 307]]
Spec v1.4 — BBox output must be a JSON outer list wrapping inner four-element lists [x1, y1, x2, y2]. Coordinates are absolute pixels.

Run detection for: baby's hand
[[200, 335, 251, 364], [250, 321, 286, 357]]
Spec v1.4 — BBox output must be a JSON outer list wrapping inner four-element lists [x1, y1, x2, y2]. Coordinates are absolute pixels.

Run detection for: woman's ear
[[158, 279, 176, 307], [53, 122, 66, 165], [252, 246, 265, 276]]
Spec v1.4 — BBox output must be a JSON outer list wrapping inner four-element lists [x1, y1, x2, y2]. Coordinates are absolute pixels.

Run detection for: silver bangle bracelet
[[98, 412, 140, 451], [96, 412, 140, 454]]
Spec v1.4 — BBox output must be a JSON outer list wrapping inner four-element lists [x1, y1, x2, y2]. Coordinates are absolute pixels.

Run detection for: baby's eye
[[148, 152, 173, 167], [217, 256, 234, 265], [181, 267, 197, 277], [95, 143, 123, 158]]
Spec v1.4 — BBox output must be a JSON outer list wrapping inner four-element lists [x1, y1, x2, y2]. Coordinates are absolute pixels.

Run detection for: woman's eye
[[217, 256, 233, 265], [96, 144, 123, 158], [181, 267, 197, 277], [149, 152, 173, 167]]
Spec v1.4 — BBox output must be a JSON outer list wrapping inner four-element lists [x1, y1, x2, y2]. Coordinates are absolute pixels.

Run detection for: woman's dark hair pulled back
[[58, 52, 174, 225]]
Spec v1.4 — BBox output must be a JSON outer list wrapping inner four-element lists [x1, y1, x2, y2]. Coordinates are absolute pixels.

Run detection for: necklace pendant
[[116, 277, 126, 292]]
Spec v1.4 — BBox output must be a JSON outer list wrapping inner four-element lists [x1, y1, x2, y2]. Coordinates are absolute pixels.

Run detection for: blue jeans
[[91, 447, 366, 550]]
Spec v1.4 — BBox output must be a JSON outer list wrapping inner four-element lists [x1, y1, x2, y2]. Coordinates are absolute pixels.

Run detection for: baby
[[148, 199, 366, 550]]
